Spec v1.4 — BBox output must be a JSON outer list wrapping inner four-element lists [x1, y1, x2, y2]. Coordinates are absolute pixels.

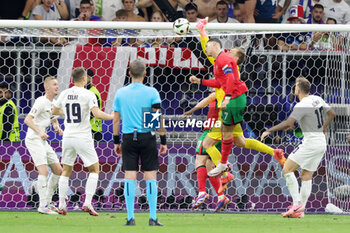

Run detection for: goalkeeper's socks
[[284, 172, 300, 205], [58, 176, 69, 209], [196, 166, 207, 193], [46, 173, 60, 206], [124, 179, 136, 221], [300, 180, 312, 207], [221, 138, 234, 164], [146, 179, 157, 221], [245, 139, 274, 156], [206, 146, 221, 166], [208, 176, 221, 195], [84, 173, 99, 206], [37, 175, 48, 208]]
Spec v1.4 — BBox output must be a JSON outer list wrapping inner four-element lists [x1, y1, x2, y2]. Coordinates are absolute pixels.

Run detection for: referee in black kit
[[113, 59, 167, 226]]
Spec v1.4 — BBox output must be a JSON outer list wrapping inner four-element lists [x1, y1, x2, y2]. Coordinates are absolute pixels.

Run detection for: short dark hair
[[72, 67, 86, 82], [313, 4, 324, 11], [129, 60, 146, 78], [216, 0, 228, 7], [207, 37, 222, 49], [327, 17, 337, 24], [296, 77, 311, 94], [234, 48, 246, 65], [0, 82, 9, 90], [115, 9, 128, 18], [87, 69, 94, 78], [80, 0, 91, 6], [185, 3, 198, 12]]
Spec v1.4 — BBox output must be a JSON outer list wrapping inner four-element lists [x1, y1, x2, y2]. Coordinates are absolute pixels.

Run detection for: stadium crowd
[[0, 0, 350, 50]]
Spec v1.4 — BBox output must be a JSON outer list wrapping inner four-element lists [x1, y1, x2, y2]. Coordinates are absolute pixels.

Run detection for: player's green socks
[[245, 139, 274, 156], [146, 179, 157, 221], [206, 146, 222, 166], [124, 180, 136, 221]]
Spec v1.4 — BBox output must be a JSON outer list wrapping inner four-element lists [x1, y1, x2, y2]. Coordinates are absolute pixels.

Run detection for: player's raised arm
[[260, 117, 297, 142], [183, 92, 216, 116]]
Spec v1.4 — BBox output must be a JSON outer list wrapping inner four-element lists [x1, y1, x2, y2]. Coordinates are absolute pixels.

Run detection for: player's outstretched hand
[[114, 144, 122, 157], [55, 127, 64, 136], [260, 131, 271, 142], [159, 144, 168, 155], [196, 17, 208, 32], [39, 131, 49, 140], [182, 110, 193, 118], [189, 75, 201, 84]]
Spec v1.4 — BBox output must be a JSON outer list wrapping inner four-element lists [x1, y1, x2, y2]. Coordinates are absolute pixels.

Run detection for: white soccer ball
[[173, 18, 190, 35]]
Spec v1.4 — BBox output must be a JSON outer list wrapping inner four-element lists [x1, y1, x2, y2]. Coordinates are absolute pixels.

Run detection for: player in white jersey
[[260, 77, 336, 218], [52, 67, 113, 216], [24, 76, 63, 215]]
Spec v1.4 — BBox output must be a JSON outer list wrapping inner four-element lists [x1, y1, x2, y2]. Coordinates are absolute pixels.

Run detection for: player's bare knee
[[144, 171, 156, 181], [195, 155, 208, 168], [234, 136, 245, 148], [301, 170, 313, 181], [37, 165, 49, 176], [50, 163, 62, 176], [125, 171, 137, 180], [88, 162, 99, 174], [202, 137, 216, 150], [205, 159, 215, 172]]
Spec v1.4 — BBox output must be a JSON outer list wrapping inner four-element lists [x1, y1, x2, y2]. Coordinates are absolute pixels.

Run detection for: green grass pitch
[[1, 212, 349, 233]]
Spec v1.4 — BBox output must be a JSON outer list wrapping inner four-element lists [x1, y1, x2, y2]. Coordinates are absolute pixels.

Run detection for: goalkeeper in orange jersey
[[187, 18, 286, 211]]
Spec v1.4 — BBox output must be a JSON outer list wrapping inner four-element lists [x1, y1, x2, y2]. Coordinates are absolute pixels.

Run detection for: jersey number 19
[[65, 103, 81, 123]]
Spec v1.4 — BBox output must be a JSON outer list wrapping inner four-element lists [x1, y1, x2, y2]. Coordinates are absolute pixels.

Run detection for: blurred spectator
[[0, 0, 25, 19], [320, 0, 350, 24], [276, 0, 311, 23], [311, 17, 344, 50], [86, 69, 103, 142], [191, 0, 217, 21], [123, 0, 145, 21], [26, 0, 69, 20], [306, 3, 324, 24], [255, 0, 278, 23], [0, 83, 20, 142], [277, 5, 308, 50], [98, 0, 142, 21], [237, 0, 257, 23], [210, 0, 239, 23], [225, 0, 235, 18], [209, 1, 244, 49], [185, 3, 201, 22], [70, 0, 104, 46], [29, 0, 67, 45], [29, 0, 61, 20], [137, 10, 170, 47], [136, 0, 184, 21], [105, 9, 137, 46]]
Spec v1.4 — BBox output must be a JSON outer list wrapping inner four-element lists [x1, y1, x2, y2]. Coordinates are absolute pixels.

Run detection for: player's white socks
[[284, 172, 300, 206], [46, 173, 60, 206], [58, 176, 69, 209], [84, 173, 98, 206], [37, 175, 48, 209], [300, 180, 312, 208]]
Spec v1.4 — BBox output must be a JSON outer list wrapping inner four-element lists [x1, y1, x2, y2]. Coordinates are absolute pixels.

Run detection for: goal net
[[0, 20, 349, 213]]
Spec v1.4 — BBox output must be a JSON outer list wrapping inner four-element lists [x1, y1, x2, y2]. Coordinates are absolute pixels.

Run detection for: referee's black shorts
[[122, 132, 159, 171]]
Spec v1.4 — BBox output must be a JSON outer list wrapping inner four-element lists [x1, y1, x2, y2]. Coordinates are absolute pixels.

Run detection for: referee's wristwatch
[[113, 135, 121, 144]]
